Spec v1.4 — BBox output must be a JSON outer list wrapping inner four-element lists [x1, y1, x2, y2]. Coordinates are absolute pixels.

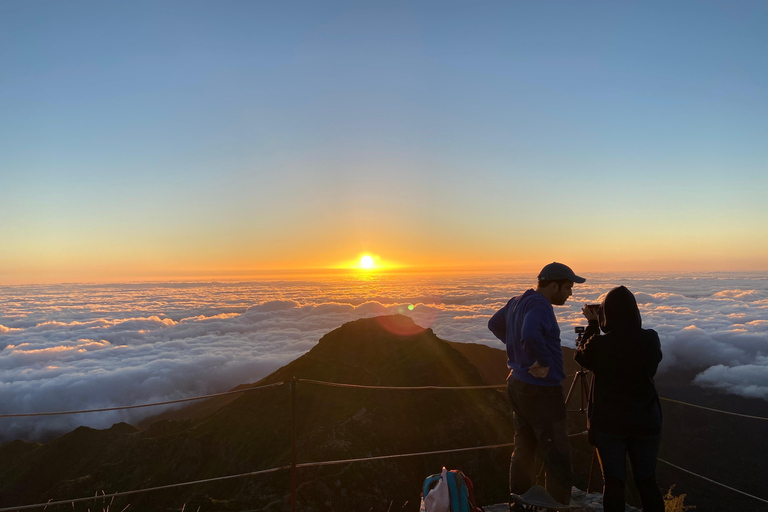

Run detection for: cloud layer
[[1, 273, 766, 441]]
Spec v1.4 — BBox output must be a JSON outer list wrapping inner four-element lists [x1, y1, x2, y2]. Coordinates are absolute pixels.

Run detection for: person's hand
[[582, 304, 599, 321], [529, 361, 550, 379]]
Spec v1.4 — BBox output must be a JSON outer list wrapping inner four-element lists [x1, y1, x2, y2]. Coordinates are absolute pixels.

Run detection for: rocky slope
[[0, 316, 523, 511]]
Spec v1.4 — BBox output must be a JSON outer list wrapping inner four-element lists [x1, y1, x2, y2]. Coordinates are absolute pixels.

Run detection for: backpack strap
[[422, 473, 442, 502], [446, 471, 460, 512], [456, 471, 470, 512], [448, 469, 474, 512]]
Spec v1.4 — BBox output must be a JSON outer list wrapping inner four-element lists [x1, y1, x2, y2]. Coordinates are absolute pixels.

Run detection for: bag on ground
[[421, 467, 483, 512]]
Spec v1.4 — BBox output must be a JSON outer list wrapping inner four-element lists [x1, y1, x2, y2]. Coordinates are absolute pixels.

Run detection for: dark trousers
[[593, 431, 665, 512], [507, 378, 573, 506]]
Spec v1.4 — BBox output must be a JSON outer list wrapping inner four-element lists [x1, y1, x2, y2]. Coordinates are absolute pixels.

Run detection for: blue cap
[[537, 262, 586, 283]]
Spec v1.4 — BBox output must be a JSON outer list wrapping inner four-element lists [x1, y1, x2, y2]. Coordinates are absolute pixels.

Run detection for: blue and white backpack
[[421, 467, 483, 512]]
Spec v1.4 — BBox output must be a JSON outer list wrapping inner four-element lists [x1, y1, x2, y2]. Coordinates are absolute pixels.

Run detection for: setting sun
[[331, 253, 402, 271], [360, 255, 375, 269]]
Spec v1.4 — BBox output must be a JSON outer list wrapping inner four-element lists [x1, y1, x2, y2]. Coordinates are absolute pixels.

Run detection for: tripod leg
[[564, 373, 580, 406], [580, 373, 590, 414]]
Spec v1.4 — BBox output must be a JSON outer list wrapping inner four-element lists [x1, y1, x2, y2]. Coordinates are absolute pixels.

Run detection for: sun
[[333, 253, 397, 271], [359, 255, 375, 269]]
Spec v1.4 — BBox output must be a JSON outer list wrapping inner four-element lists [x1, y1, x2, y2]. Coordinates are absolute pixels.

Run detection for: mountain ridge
[[142, 314, 517, 427], [0, 315, 521, 511]]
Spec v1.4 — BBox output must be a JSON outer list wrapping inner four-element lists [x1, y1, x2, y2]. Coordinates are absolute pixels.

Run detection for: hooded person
[[575, 285, 664, 512]]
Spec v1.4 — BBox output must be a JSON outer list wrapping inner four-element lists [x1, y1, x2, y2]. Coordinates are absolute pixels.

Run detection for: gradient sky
[[2, 1, 767, 283]]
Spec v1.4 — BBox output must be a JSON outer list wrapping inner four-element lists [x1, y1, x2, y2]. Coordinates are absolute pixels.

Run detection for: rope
[[296, 442, 516, 468], [5, 429, 763, 511], [7, 379, 767, 422], [298, 433, 593, 470], [297, 379, 505, 390], [660, 397, 768, 421], [0, 433, 586, 511], [658, 458, 768, 505], [3, 379, 767, 423], [0, 465, 292, 512], [0, 382, 284, 418], [0, 444, 520, 511]]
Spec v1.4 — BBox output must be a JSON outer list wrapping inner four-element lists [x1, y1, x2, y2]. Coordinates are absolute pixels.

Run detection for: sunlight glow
[[360, 255, 375, 269], [329, 253, 404, 272]]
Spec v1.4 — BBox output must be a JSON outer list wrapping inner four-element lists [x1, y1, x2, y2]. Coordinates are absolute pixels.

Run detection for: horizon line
[[2, 266, 767, 287]]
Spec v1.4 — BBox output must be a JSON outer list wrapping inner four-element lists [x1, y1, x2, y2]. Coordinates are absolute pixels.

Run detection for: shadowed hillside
[[0, 315, 519, 512], [142, 321, 580, 427]]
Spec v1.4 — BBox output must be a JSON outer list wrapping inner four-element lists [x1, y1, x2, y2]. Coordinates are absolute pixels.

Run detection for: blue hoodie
[[488, 289, 566, 386]]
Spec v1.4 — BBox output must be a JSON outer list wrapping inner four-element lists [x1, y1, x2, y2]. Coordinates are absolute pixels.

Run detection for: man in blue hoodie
[[488, 262, 586, 507]]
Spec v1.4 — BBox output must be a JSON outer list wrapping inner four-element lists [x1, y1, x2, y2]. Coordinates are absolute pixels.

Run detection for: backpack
[[421, 467, 483, 512]]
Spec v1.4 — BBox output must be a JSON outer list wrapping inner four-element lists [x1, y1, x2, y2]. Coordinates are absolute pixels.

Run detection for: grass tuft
[[664, 485, 696, 511]]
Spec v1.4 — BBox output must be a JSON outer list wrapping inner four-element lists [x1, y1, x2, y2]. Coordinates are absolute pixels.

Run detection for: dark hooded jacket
[[575, 286, 663, 437]]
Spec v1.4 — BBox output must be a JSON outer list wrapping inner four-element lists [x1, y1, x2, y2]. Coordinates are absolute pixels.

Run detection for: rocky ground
[[482, 487, 641, 512]]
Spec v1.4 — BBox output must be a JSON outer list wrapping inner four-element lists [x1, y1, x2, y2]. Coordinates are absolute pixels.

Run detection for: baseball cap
[[537, 262, 586, 283]]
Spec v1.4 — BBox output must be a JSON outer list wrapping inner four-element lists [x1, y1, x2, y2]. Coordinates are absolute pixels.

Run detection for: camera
[[575, 304, 600, 347], [574, 326, 586, 347]]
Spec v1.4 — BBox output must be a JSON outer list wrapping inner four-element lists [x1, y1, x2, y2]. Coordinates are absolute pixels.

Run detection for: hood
[[511, 288, 550, 312], [600, 285, 642, 332]]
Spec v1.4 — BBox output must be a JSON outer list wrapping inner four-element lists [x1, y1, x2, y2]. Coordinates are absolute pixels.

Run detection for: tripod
[[567, 326, 601, 494], [563, 363, 600, 494], [565, 327, 591, 416]]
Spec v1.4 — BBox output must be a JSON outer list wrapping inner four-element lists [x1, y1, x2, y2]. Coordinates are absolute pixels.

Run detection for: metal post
[[290, 377, 297, 512]]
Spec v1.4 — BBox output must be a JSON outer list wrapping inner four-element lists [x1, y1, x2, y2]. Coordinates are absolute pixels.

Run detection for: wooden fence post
[[290, 377, 297, 512]]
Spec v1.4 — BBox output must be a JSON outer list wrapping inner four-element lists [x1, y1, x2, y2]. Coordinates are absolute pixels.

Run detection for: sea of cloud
[[1, 272, 766, 442]]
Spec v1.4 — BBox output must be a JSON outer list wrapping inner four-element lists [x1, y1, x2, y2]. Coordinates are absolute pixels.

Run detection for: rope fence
[[298, 379, 506, 391], [0, 378, 766, 511], [0, 436, 603, 512], [0, 466, 292, 512], [0, 382, 285, 418], [659, 396, 768, 421], [4, 379, 765, 421], [658, 458, 768, 506]]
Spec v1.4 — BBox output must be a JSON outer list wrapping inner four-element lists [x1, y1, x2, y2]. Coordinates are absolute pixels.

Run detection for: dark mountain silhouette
[[141, 316, 517, 426], [141, 321, 579, 427], [1, 315, 765, 511], [0, 316, 523, 511]]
